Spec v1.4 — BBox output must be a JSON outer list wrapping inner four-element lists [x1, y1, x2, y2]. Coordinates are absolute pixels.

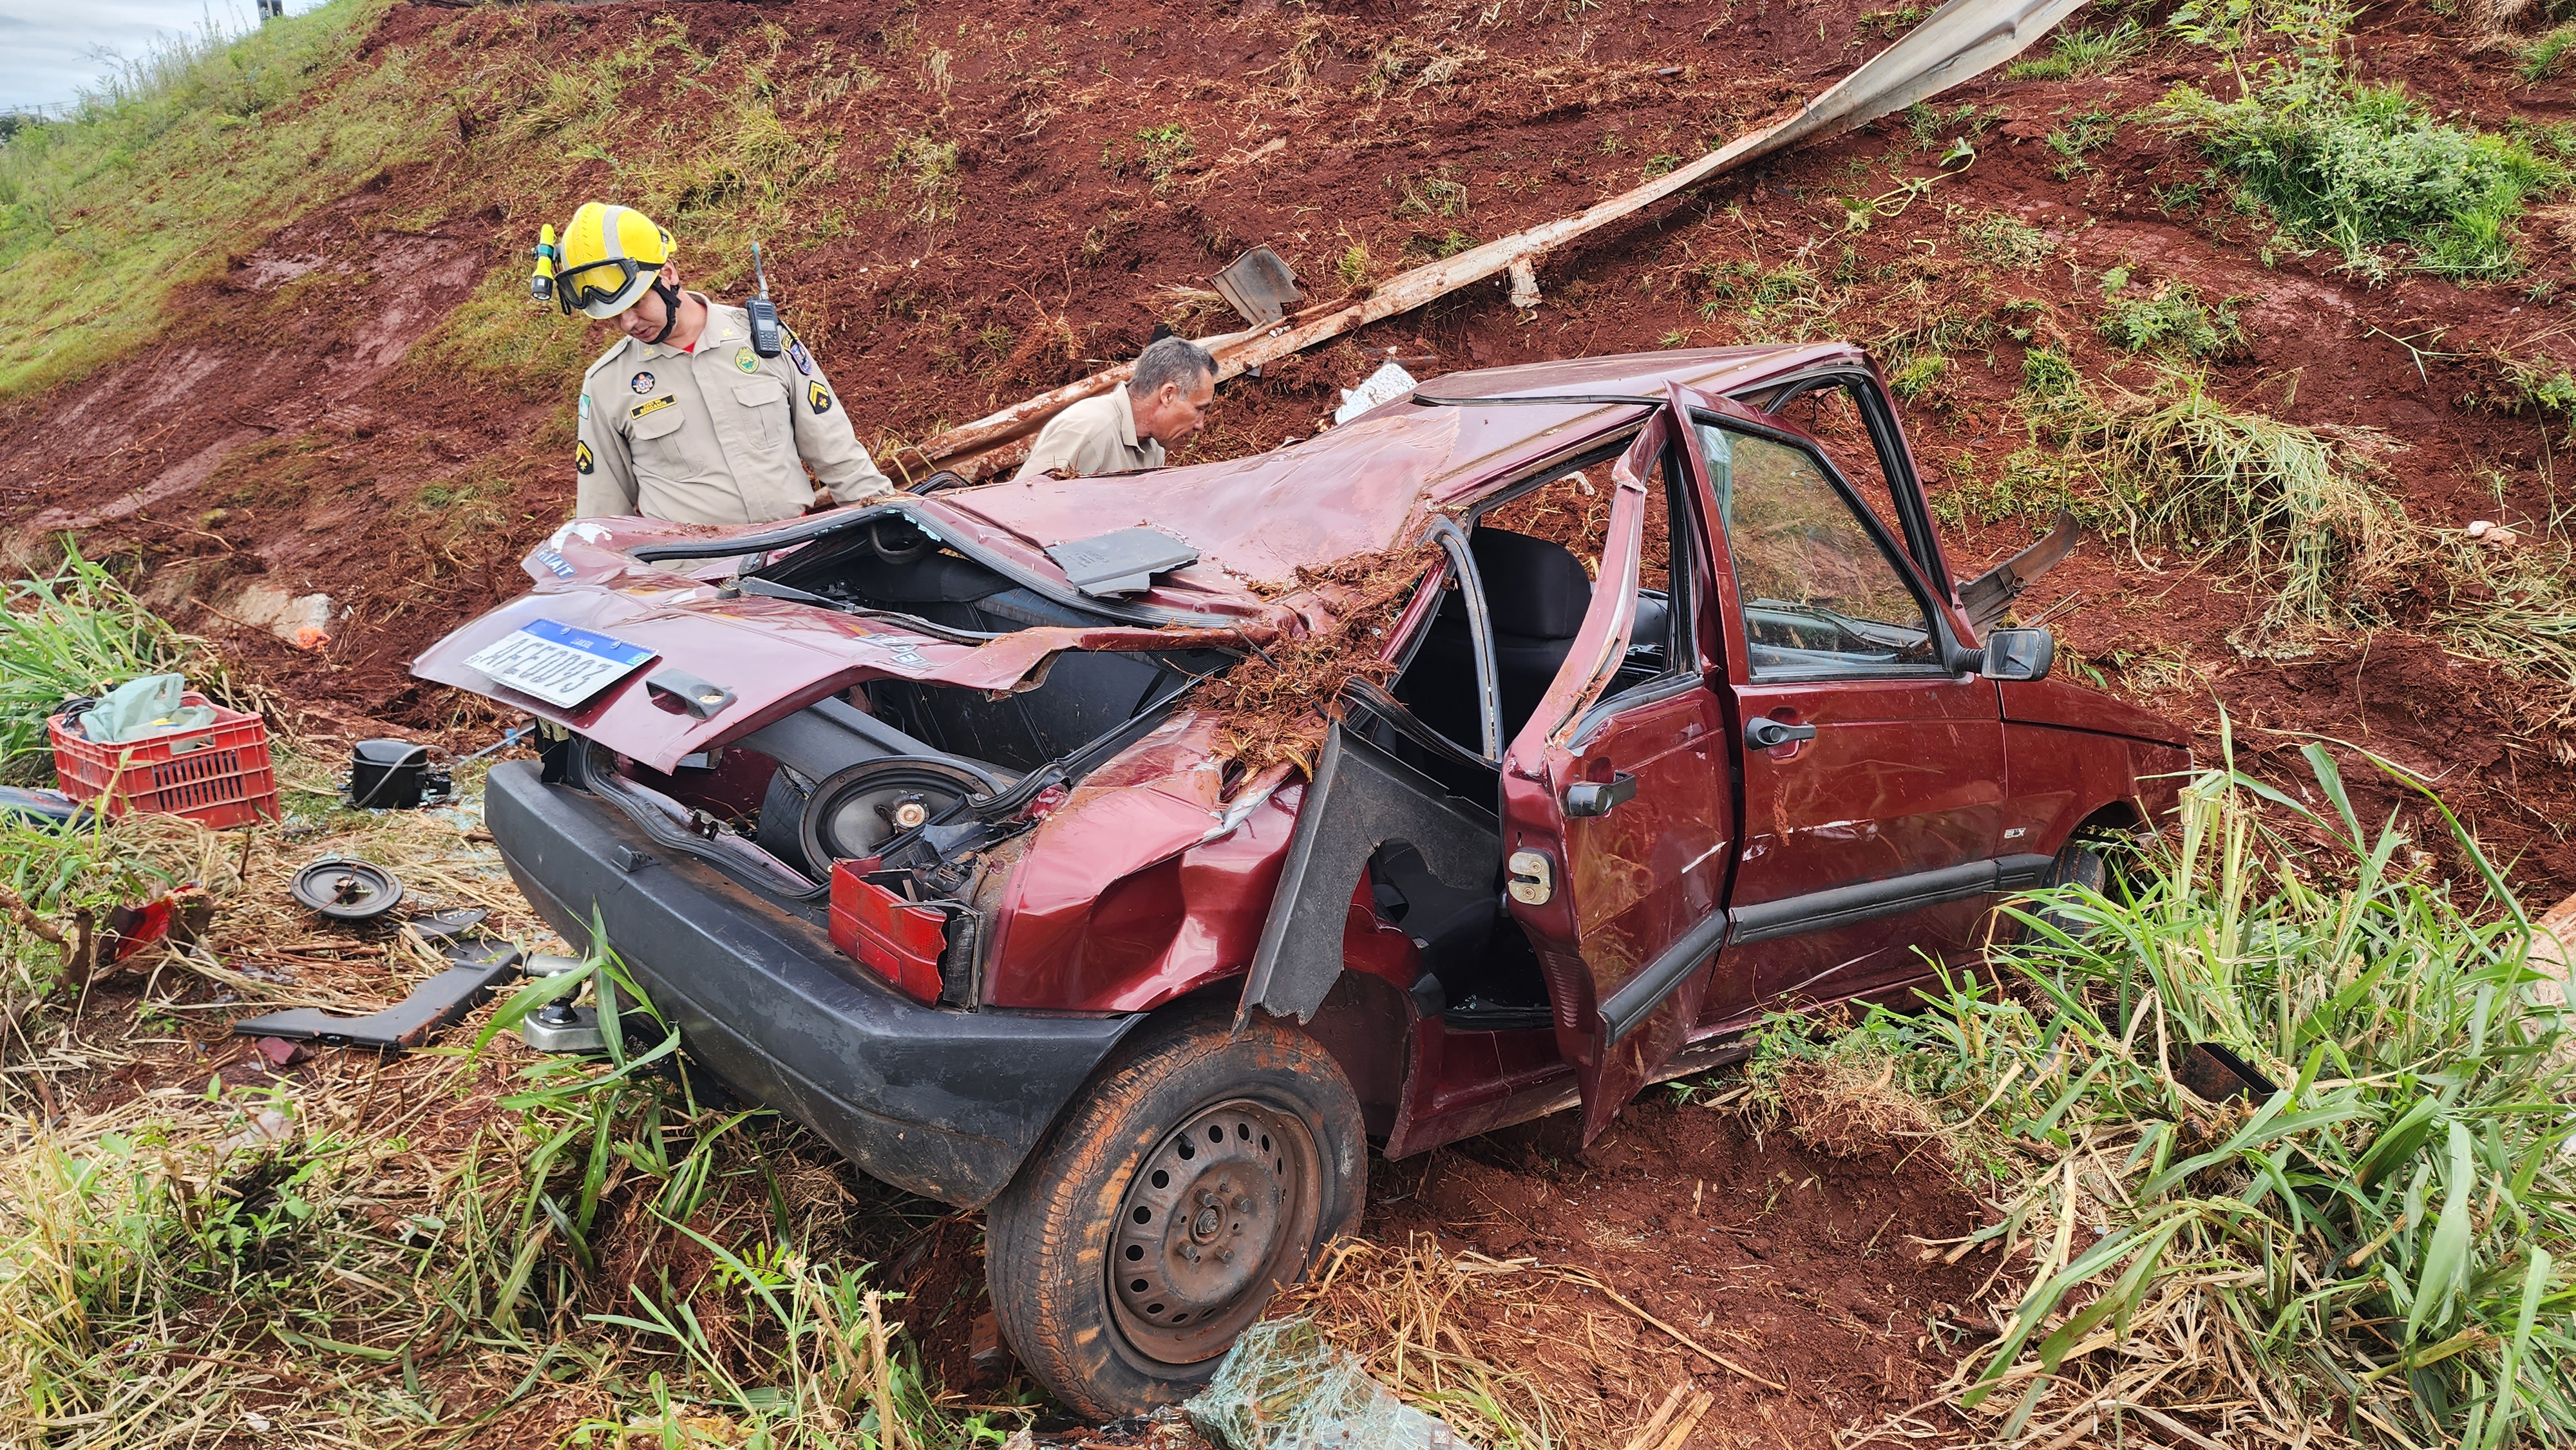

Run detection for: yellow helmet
[[549, 202, 675, 320]]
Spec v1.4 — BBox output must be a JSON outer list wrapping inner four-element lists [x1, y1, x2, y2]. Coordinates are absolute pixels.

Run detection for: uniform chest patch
[[576, 440, 595, 475], [632, 396, 677, 420], [807, 380, 833, 415], [630, 372, 656, 395], [787, 339, 815, 376], [735, 348, 760, 374]]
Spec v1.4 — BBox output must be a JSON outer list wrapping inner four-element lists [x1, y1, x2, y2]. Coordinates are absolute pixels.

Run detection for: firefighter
[[1013, 336, 1218, 480], [542, 202, 895, 524]]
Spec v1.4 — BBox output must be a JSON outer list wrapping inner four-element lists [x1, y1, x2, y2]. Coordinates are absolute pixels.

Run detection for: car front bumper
[[482, 760, 1141, 1207]]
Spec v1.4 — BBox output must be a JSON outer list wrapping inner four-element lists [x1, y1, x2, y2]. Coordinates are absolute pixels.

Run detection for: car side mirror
[[1982, 627, 2055, 682]]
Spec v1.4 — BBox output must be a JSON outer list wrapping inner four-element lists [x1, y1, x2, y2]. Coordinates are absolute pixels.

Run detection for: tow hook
[[520, 952, 607, 1055]]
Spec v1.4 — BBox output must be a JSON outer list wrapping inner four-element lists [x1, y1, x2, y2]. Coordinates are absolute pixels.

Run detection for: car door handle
[[1563, 771, 1638, 818], [1745, 718, 1817, 749]]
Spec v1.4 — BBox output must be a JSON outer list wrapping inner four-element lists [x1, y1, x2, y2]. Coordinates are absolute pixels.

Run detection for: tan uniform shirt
[[1012, 388, 1166, 481], [575, 299, 893, 525]]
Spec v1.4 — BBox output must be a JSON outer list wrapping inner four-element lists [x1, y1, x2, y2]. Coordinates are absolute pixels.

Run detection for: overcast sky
[[0, 0, 279, 115]]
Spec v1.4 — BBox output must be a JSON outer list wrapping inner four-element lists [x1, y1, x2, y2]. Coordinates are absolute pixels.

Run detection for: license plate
[[462, 621, 653, 708]]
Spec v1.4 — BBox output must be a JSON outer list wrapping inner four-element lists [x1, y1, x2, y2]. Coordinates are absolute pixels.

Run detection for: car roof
[[923, 342, 1865, 598]]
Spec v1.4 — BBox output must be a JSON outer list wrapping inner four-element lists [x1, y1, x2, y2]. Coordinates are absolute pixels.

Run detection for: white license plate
[[462, 621, 653, 708]]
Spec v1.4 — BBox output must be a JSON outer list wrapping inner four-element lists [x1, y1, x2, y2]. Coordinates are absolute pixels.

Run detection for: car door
[[1497, 415, 1738, 1145], [1672, 387, 2008, 1013]]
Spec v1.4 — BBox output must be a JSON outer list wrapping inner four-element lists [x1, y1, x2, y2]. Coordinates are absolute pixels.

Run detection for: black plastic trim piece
[[1728, 852, 2058, 944], [1423, 516, 1502, 762], [1240, 722, 1502, 1025], [484, 761, 1141, 1207], [1599, 909, 1730, 1046], [626, 499, 1238, 630]]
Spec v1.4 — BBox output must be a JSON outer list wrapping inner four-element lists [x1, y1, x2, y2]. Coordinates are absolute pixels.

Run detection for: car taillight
[[828, 859, 946, 1003]]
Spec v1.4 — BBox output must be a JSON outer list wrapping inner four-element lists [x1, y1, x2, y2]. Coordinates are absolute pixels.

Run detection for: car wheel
[[2031, 831, 2116, 940], [985, 1003, 1366, 1422]]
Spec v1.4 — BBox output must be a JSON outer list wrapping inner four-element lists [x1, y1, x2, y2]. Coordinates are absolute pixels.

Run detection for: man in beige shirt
[[556, 202, 895, 525], [1014, 336, 1217, 480]]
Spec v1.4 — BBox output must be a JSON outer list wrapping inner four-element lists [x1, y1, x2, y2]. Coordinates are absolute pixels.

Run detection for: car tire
[[985, 1002, 1367, 1422], [2031, 830, 2116, 941]]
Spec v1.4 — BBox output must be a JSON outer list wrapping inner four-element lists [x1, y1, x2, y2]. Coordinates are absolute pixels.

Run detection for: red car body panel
[[417, 343, 2189, 1204]]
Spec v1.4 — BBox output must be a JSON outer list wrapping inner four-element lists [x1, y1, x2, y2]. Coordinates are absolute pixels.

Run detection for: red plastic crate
[[48, 693, 281, 829]]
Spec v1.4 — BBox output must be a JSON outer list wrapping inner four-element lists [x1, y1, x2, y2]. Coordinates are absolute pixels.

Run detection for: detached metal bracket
[[231, 941, 524, 1052]]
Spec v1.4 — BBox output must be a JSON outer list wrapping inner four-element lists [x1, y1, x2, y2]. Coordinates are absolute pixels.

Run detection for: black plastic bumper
[[483, 761, 1140, 1207]]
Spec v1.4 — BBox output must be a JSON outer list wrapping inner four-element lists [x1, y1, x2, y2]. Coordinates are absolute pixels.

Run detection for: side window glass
[[1699, 422, 1940, 679], [1767, 381, 1920, 565]]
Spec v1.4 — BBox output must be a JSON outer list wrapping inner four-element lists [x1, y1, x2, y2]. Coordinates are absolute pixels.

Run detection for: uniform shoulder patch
[[581, 337, 632, 381], [807, 379, 833, 415], [576, 440, 595, 475], [632, 395, 677, 420], [787, 338, 815, 376]]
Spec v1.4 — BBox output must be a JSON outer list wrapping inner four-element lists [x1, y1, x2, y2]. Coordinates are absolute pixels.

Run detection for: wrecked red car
[[413, 344, 2186, 1417]]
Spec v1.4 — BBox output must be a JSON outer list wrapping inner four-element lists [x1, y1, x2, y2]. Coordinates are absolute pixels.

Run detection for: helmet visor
[[555, 256, 656, 319]]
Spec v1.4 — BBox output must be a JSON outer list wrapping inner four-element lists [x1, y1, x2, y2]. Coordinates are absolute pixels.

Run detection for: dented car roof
[[409, 344, 1865, 771]]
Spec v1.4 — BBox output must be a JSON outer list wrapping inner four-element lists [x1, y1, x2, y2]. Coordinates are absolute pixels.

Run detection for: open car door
[[1498, 413, 1737, 1145]]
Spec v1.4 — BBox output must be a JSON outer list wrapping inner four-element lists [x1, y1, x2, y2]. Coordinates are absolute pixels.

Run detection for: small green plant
[[1858, 4, 1933, 36], [1391, 167, 1468, 220], [2043, 109, 2120, 177], [1133, 121, 1195, 193], [1336, 242, 1372, 289], [2524, 24, 2576, 82], [1889, 350, 1947, 400], [2003, 21, 2147, 80], [2100, 283, 2244, 357], [1640, 153, 1682, 179], [2151, 178, 2206, 213]]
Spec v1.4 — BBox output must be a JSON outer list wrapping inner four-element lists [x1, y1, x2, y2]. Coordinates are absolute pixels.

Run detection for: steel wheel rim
[[1107, 1097, 1321, 1365]]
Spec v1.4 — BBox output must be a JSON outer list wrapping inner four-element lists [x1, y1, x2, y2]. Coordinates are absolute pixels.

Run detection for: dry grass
[[0, 750, 1004, 1448]]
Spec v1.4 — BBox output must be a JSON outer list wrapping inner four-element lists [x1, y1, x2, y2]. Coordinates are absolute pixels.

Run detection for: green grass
[[2003, 21, 2148, 80], [2043, 109, 2121, 178], [0, 930, 1014, 1446], [2155, 6, 2564, 279], [0, 0, 419, 399], [2524, 24, 2576, 82], [0, 542, 240, 783], [2100, 282, 2244, 357], [1767, 747, 2576, 1448]]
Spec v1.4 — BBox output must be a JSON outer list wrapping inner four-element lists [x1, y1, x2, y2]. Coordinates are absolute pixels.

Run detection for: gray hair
[[1127, 335, 1216, 399]]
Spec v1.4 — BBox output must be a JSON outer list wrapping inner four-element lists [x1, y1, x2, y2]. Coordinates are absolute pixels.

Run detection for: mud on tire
[[985, 1001, 1366, 1422]]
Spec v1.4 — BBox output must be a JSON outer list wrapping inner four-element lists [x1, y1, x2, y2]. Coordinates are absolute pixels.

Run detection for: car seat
[[1397, 528, 1593, 748]]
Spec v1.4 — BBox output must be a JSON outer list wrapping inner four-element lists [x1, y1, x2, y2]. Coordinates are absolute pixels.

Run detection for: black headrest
[[1470, 528, 1592, 638]]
